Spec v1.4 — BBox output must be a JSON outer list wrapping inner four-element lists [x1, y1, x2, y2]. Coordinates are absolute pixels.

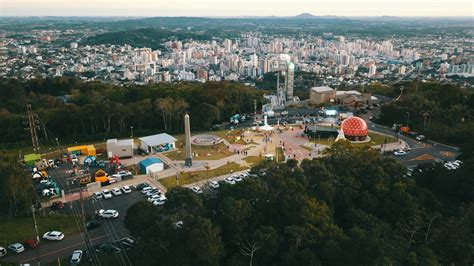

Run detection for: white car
[[43, 231, 65, 241], [225, 176, 236, 185], [71, 154, 79, 163], [209, 181, 219, 189], [7, 243, 25, 254], [393, 150, 407, 156], [71, 250, 83, 265], [93, 192, 103, 200], [0, 246, 7, 257], [152, 196, 167, 206], [191, 186, 203, 194], [232, 174, 242, 182], [444, 162, 457, 170], [416, 135, 425, 141], [102, 189, 113, 199], [281, 111, 289, 116], [111, 188, 122, 196], [97, 209, 119, 218], [117, 170, 133, 178], [121, 186, 132, 194], [141, 186, 153, 194], [146, 188, 161, 197], [148, 194, 162, 202]]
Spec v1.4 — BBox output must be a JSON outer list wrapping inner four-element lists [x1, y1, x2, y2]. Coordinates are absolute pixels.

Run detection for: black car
[[95, 243, 121, 254], [86, 220, 101, 231], [135, 182, 150, 191]]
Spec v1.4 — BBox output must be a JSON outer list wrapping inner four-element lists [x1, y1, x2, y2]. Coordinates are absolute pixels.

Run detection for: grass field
[[159, 162, 247, 189], [243, 156, 264, 165], [311, 131, 397, 147], [0, 214, 79, 245]]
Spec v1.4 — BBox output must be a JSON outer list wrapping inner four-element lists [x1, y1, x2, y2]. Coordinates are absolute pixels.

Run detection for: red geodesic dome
[[341, 117, 368, 138]]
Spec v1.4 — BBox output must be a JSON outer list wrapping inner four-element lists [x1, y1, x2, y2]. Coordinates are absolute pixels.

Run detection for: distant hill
[[292, 13, 318, 19]]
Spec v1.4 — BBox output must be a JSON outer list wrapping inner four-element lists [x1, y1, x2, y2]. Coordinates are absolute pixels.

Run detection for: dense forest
[[124, 142, 473, 265], [83, 28, 213, 50], [0, 78, 263, 149], [374, 82, 474, 144]]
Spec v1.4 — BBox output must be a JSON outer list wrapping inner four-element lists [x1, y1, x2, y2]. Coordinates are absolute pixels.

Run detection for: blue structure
[[139, 158, 163, 174]]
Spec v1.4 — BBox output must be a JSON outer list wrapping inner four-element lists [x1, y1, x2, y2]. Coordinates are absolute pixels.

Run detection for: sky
[[1, 0, 473, 17]]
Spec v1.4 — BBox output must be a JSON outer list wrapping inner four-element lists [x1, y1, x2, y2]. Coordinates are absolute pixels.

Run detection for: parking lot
[[2, 185, 148, 264]]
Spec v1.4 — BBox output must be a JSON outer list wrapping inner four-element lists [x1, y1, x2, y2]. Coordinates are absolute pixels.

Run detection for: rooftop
[[139, 133, 177, 146]]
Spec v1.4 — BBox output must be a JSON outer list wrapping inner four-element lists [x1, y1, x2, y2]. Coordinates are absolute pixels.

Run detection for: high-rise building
[[224, 39, 232, 53], [250, 53, 258, 68], [398, 65, 406, 75], [368, 64, 377, 77], [285, 62, 295, 100]]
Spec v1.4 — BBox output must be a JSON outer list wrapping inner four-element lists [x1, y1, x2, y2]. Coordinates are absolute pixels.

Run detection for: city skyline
[[1, 0, 473, 17]]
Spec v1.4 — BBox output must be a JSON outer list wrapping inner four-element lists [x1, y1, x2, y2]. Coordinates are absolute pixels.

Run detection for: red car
[[51, 201, 65, 211], [23, 239, 38, 249]]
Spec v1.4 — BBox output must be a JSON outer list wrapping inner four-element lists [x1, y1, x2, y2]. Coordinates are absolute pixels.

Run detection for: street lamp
[[55, 137, 60, 154], [130, 126, 134, 139], [406, 112, 410, 127]]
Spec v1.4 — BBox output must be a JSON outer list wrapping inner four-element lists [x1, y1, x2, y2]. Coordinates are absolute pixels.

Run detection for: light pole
[[130, 126, 134, 139], [406, 112, 410, 128], [55, 137, 60, 156]]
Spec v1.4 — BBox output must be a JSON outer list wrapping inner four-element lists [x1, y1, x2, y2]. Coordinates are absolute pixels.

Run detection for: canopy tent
[[24, 153, 41, 166], [67, 145, 96, 156]]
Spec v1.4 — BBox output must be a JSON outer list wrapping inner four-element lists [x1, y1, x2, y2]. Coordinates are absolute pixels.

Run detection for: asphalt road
[[361, 113, 460, 168], [2, 187, 147, 265]]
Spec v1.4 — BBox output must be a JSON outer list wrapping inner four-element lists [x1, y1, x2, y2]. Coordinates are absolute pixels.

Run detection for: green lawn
[[165, 138, 233, 161], [0, 214, 79, 245], [159, 162, 247, 189], [310, 131, 396, 147], [276, 147, 285, 162], [243, 156, 264, 165]]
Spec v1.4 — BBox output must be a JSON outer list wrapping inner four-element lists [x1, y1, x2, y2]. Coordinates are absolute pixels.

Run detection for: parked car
[[102, 189, 113, 199], [95, 243, 121, 254], [117, 170, 133, 179], [191, 186, 203, 194], [136, 182, 150, 191], [23, 239, 39, 249], [141, 186, 154, 194], [145, 187, 161, 197], [393, 150, 407, 156], [51, 201, 64, 211], [43, 231, 64, 241], [121, 185, 132, 194], [93, 192, 103, 200], [70, 250, 83, 265], [225, 176, 236, 185], [8, 243, 25, 254], [120, 237, 136, 248], [111, 188, 122, 196], [71, 154, 79, 163], [86, 220, 101, 231], [97, 209, 119, 218], [209, 180, 219, 189], [0, 247, 6, 257], [232, 174, 242, 182], [148, 194, 162, 202], [152, 196, 167, 206], [444, 162, 457, 171]]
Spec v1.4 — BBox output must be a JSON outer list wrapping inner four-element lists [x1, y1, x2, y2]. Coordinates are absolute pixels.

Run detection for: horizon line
[[0, 15, 473, 18]]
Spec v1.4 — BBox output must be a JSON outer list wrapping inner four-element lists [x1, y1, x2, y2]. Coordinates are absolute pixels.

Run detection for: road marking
[[19, 234, 108, 263], [409, 154, 436, 161], [439, 151, 455, 158]]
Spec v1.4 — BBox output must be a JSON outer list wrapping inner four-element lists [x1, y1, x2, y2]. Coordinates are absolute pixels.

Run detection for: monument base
[[185, 158, 192, 167]]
